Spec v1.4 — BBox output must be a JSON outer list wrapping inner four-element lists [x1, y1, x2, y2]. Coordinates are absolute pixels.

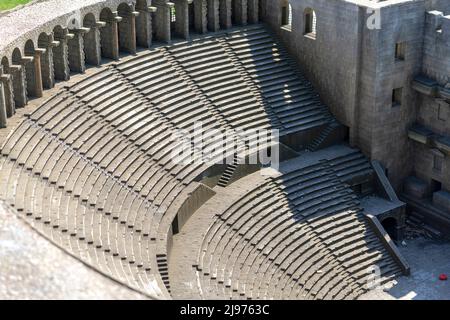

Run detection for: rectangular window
[[395, 42, 406, 61], [392, 88, 403, 107]]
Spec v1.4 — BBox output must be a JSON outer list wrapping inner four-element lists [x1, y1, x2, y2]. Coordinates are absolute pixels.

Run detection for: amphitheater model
[[2, 0, 449, 300]]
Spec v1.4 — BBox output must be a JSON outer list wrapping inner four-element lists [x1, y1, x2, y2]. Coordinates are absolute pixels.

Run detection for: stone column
[[219, 0, 232, 29], [118, 10, 139, 53], [53, 30, 72, 81], [193, 0, 207, 34], [136, 5, 157, 48], [33, 49, 45, 97], [154, 0, 172, 43], [100, 14, 121, 60], [233, 0, 247, 26], [130, 11, 139, 51], [207, 0, 220, 31], [9, 64, 27, 108], [247, 0, 258, 24], [39, 35, 56, 89], [0, 82, 7, 128], [84, 22, 104, 66], [0, 68, 15, 117], [68, 28, 90, 73], [24, 53, 43, 98], [174, 0, 189, 39]]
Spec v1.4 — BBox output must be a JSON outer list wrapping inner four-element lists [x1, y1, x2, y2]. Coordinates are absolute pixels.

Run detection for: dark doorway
[[189, 2, 195, 33], [343, 125, 350, 143], [232, 0, 237, 25], [382, 217, 397, 241], [431, 179, 442, 194]]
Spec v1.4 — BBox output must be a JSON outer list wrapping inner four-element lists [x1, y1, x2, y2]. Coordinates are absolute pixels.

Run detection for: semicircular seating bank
[[0, 0, 409, 300]]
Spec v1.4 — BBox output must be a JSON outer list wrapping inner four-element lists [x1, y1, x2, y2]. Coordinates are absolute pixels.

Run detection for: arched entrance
[[11, 47, 28, 107], [117, 3, 137, 54], [24, 40, 43, 98], [83, 13, 102, 66], [100, 8, 120, 60], [1, 56, 15, 117]]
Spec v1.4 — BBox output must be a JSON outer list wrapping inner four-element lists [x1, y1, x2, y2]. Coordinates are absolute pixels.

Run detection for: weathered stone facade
[[0, 0, 425, 300], [1, 0, 445, 193], [260, 0, 449, 235]]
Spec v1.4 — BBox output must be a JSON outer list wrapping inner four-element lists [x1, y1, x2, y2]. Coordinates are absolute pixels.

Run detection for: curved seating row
[[1, 25, 351, 300], [196, 148, 402, 299], [224, 26, 333, 135]]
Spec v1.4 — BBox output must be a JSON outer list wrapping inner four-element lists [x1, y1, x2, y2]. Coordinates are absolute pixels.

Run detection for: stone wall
[[417, 95, 450, 137], [0, 0, 448, 195], [422, 11, 450, 85], [412, 143, 450, 193], [264, 0, 361, 137], [262, 0, 428, 189], [426, 0, 450, 12], [357, 1, 426, 189], [411, 9, 450, 195]]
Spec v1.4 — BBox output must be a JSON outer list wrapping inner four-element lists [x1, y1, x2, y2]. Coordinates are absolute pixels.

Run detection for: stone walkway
[[360, 237, 450, 300], [0, 201, 148, 300]]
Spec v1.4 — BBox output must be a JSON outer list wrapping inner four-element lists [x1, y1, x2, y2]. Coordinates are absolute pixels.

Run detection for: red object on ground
[[439, 274, 448, 281]]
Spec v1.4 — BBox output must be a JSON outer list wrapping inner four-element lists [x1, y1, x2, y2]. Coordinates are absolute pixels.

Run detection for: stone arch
[[67, 18, 88, 73], [12, 47, 22, 65], [52, 25, 71, 81], [11, 47, 28, 107], [135, 0, 153, 48], [38, 32, 55, 89], [1, 56, 10, 73], [24, 39, 35, 55], [0, 56, 16, 117], [381, 217, 398, 241], [37, 32, 51, 49], [83, 13, 102, 65], [304, 7, 317, 37], [100, 7, 120, 59], [24, 39, 43, 98], [117, 3, 137, 54]]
